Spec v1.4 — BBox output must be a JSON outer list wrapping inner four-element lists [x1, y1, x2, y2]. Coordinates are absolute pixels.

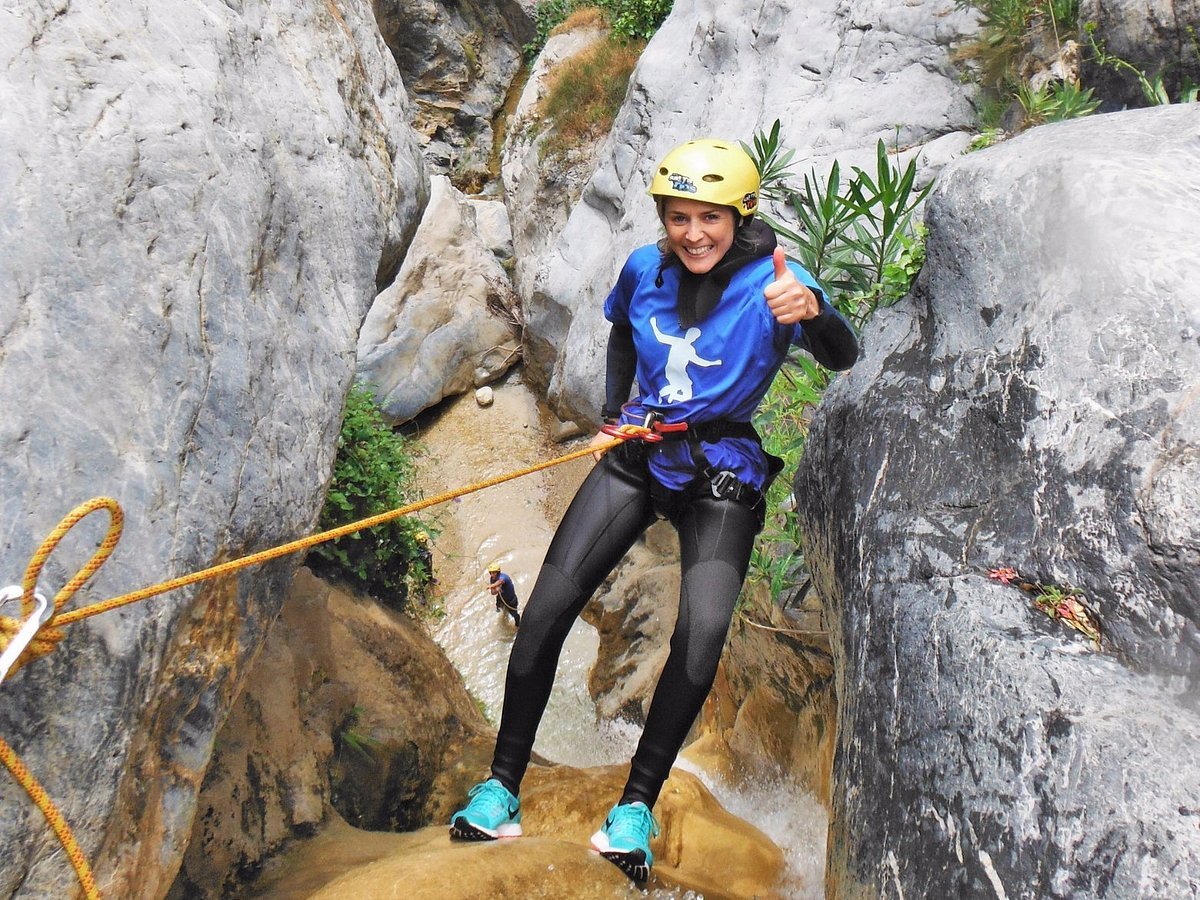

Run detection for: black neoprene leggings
[[489, 448, 758, 809]]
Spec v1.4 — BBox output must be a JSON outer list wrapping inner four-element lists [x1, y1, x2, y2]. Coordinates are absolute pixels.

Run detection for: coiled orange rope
[[0, 436, 622, 899]]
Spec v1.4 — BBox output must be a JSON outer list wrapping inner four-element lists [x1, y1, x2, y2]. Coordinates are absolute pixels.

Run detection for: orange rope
[[56, 437, 620, 627], [0, 497, 123, 676], [0, 435, 622, 899], [0, 735, 100, 900]]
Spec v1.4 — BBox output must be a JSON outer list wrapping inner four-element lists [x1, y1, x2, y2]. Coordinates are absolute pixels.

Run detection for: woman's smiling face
[[661, 197, 736, 275]]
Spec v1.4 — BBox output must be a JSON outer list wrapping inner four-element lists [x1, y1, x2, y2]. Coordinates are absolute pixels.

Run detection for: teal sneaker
[[589, 801, 660, 883], [449, 778, 523, 840]]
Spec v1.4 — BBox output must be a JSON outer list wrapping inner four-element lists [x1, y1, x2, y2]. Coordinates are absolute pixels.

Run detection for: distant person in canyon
[[413, 530, 435, 595], [450, 138, 858, 882], [487, 561, 521, 627]]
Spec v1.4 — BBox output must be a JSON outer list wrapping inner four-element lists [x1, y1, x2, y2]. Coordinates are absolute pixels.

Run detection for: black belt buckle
[[710, 469, 741, 500]]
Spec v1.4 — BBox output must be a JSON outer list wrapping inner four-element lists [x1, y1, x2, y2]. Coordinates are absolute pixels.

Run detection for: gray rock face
[[464, 196, 515, 260], [170, 569, 493, 898], [795, 105, 1200, 899], [510, 0, 980, 424], [356, 175, 521, 423], [1080, 0, 1200, 109], [0, 1, 426, 896], [372, 0, 532, 181], [500, 24, 613, 307]]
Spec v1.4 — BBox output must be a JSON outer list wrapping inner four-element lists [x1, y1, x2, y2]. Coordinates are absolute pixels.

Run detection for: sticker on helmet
[[669, 173, 697, 193], [743, 192, 758, 210]]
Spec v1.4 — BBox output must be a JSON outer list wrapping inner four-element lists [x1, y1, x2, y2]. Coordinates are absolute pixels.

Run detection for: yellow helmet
[[487, 562, 502, 573], [648, 139, 760, 218], [415, 531, 429, 544]]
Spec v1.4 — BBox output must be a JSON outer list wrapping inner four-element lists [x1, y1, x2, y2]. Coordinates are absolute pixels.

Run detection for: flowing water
[[414, 374, 637, 764], [412, 373, 826, 897]]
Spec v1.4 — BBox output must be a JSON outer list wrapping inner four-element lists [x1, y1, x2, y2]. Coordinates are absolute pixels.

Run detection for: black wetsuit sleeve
[[798, 299, 859, 371], [603, 322, 637, 420]]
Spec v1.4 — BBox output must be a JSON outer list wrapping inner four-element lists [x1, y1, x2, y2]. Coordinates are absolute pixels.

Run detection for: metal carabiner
[[601, 407, 668, 443], [600, 408, 690, 444], [0, 585, 52, 685]]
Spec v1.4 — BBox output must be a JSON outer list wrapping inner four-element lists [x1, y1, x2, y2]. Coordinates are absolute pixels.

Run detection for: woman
[[449, 138, 858, 882]]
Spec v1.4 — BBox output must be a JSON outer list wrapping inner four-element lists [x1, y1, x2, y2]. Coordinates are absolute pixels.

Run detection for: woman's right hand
[[589, 429, 614, 462]]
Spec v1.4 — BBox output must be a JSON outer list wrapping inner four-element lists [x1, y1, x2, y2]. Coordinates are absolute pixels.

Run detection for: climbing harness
[[0, 432, 646, 898], [603, 406, 773, 520]]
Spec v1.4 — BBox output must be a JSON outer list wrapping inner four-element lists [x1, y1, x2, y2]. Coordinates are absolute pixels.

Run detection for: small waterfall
[[675, 759, 828, 899]]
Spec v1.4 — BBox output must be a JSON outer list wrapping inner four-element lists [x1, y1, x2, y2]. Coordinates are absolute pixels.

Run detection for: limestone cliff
[[0, 1, 426, 895]]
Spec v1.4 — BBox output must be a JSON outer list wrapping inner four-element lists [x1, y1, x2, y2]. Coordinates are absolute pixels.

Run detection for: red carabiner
[[601, 423, 664, 443]]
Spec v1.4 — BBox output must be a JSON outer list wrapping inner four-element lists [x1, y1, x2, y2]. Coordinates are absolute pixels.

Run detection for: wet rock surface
[[249, 765, 785, 899], [796, 105, 1200, 899]]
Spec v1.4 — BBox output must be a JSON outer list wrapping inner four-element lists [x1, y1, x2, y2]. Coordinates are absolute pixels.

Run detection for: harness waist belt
[[652, 419, 761, 443]]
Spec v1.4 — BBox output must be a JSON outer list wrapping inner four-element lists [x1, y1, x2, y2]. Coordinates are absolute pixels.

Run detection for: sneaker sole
[[598, 849, 650, 883], [449, 817, 522, 841], [590, 831, 651, 883]]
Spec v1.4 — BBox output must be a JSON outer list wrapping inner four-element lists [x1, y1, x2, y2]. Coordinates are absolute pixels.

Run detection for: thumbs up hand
[[764, 247, 819, 324]]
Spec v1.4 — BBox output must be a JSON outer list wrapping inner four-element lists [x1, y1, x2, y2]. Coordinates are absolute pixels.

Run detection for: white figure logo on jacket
[[651, 317, 722, 403]]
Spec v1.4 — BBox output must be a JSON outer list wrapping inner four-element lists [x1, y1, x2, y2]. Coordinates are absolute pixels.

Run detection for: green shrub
[[524, 0, 582, 59], [741, 123, 932, 603], [953, 0, 1098, 144], [523, 0, 673, 59], [538, 37, 642, 163], [954, 0, 1079, 94], [745, 358, 831, 604], [747, 125, 932, 329], [1087, 27, 1200, 106], [310, 384, 433, 610], [1016, 80, 1100, 125], [598, 0, 673, 41]]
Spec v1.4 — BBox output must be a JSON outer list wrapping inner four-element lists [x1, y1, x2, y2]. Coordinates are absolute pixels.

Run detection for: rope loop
[[0, 497, 123, 677]]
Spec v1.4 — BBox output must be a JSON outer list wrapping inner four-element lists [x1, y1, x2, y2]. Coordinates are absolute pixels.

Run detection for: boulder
[[464, 197, 515, 261], [796, 104, 1200, 899], [170, 569, 494, 898], [356, 174, 521, 423]]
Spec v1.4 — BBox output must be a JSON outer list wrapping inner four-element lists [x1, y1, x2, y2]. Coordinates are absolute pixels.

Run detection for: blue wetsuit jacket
[[604, 236, 857, 492]]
